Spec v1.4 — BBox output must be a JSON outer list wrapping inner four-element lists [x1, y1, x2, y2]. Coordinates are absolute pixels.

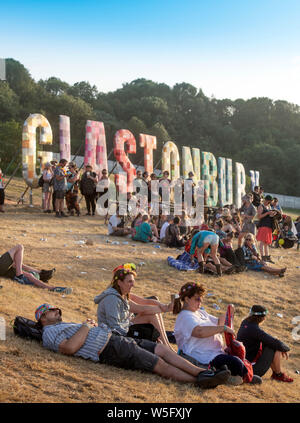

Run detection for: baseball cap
[[35, 303, 62, 321], [265, 195, 273, 201]]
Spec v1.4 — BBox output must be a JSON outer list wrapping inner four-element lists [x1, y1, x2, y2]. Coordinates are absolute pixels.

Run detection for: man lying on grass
[[35, 303, 231, 389]]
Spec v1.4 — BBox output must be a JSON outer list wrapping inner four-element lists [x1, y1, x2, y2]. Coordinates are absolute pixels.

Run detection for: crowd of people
[[0, 165, 297, 392]]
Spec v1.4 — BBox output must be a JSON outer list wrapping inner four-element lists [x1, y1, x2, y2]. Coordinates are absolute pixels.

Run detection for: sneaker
[[60, 212, 69, 218], [250, 375, 263, 384], [224, 266, 236, 275], [271, 372, 293, 383], [40, 268, 56, 282], [197, 367, 230, 389], [85, 212, 91, 216], [52, 287, 73, 295], [226, 375, 243, 386], [14, 274, 32, 285], [55, 212, 61, 218]]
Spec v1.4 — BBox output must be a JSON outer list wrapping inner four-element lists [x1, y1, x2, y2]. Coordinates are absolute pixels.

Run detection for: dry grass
[[0, 178, 299, 403]]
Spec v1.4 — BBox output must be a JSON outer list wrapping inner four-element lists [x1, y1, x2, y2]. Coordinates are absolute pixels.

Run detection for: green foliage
[[0, 59, 300, 196]]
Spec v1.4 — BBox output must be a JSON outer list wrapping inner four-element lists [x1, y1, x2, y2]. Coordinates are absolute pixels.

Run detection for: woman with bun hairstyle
[[173, 282, 251, 385]]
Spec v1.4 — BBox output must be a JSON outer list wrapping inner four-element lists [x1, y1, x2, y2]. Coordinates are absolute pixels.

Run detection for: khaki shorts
[[0, 252, 13, 276]]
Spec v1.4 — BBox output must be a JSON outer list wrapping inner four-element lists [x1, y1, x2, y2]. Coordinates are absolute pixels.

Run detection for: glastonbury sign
[[21, 113, 260, 211]]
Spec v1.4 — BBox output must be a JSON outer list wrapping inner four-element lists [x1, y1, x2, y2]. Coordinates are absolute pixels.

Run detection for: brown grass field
[[0, 177, 299, 403]]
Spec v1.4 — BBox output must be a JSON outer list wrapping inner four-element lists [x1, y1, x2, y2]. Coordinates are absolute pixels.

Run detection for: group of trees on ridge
[[0, 58, 300, 196]]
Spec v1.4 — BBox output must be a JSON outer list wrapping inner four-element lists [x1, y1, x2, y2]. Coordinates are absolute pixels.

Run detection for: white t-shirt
[[160, 222, 169, 240], [174, 309, 224, 364], [108, 215, 121, 235]]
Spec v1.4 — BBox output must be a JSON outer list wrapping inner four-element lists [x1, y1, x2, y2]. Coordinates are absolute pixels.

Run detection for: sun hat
[[35, 303, 61, 321]]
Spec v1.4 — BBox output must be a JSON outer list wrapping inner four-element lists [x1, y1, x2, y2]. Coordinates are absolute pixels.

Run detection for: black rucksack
[[38, 175, 44, 187], [13, 316, 43, 342]]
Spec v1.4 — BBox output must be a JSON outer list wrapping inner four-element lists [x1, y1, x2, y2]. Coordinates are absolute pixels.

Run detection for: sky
[[1, 0, 300, 104]]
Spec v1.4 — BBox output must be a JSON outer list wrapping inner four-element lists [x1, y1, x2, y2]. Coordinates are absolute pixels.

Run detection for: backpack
[[13, 316, 43, 342], [38, 175, 44, 187], [224, 305, 253, 383]]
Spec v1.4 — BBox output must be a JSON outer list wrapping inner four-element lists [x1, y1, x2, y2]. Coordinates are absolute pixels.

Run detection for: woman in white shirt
[[173, 282, 248, 385]]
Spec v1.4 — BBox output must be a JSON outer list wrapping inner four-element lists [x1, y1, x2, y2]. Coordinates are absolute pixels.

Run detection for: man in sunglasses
[[35, 302, 231, 389]]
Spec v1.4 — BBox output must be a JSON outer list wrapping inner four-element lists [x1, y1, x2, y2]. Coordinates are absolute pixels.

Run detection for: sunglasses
[[245, 238, 252, 241]]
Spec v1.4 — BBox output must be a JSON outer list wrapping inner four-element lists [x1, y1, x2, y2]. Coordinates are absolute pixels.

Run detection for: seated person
[[0, 244, 72, 294], [132, 214, 154, 243], [150, 216, 160, 241], [218, 232, 246, 272], [35, 303, 231, 389], [94, 263, 173, 349], [242, 233, 287, 277], [213, 220, 227, 240], [164, 216, 186, 248], [159, 215, 173, 243], [173, 283, 251, 385], [107, 209, 132, 237], [179, 210, 191, 237], [237, 305, 293, 383]]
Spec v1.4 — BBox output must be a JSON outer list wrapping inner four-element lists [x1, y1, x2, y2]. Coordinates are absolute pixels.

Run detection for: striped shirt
[[42, 322, 111, 362]]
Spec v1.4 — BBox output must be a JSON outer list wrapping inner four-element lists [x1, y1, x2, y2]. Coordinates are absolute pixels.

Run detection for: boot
[[215, 264, 222, 277], [197, 261, 205, 273]]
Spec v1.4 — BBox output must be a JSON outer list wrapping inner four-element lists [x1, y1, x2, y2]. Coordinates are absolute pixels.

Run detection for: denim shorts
[[246, 262, 264, 271], [98, 334, 159, 372]]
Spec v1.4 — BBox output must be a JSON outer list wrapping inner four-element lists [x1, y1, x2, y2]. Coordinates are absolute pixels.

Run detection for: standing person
[[252, 186, 262, 208], [133, 170, 143, 194], [159, 171, 171, 211], [65, 162, 80, 216], [0, 165, 5, 213], [35, 303, 231, 389], [80, 165, 98, 216], [237, 305, 293, 383], [50, 160, 58, 212], [42, 162, 53, 213], [256, 195, 277, 262], [97, 169, 109, 222], [53, 158, 68, 218], [238, 194, 257, 247]]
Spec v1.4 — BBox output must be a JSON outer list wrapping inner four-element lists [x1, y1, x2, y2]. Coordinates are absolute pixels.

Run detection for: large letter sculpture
[[114, 129, 136, 193], [84, 120, 108, 176], [201, 152, 218, 207], [162, 141, 180, 180], [59, 115, 71, 162], [22, 114, 53, 188], [182, 147, 201, 181], [218, 157, 233, 206], [139, 134, 157, 175], [235, 162, 246, 208]]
